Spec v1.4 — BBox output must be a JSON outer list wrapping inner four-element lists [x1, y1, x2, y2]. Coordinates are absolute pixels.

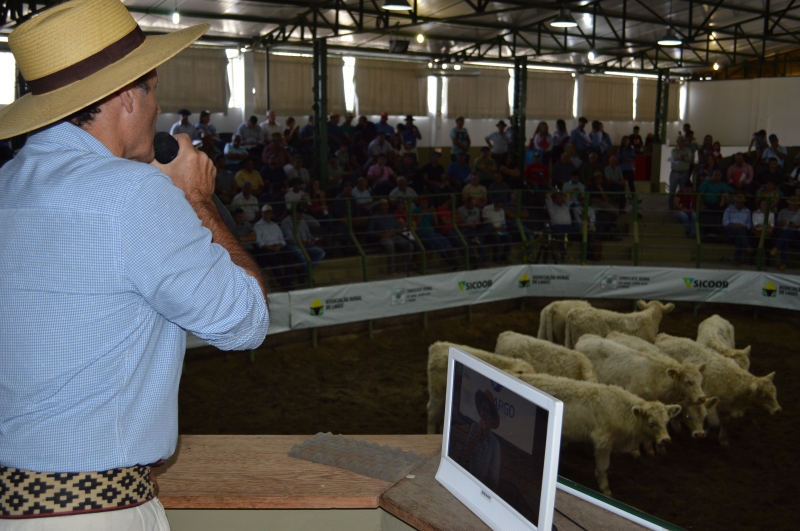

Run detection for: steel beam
[[511, 56, 527, 176], [312, 38, 329, 188]]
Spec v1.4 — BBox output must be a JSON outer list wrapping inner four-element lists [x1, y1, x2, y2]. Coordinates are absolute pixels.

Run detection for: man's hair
[[249, 115, 258, 123], [68, 71, 153, 128]]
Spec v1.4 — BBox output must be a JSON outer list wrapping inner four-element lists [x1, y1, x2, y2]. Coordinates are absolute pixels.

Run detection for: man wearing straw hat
[[0, 0, 269, 527]]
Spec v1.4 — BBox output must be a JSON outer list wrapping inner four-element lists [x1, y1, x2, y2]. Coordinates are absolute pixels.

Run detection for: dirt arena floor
[[180, 299, 798, 531]]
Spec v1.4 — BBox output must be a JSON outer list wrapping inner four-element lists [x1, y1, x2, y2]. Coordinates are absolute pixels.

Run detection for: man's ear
[[118, 87, 136, 114]]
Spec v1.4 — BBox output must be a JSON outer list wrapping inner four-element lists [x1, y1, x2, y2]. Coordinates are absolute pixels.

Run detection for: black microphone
[[153, 132, 237, 233]]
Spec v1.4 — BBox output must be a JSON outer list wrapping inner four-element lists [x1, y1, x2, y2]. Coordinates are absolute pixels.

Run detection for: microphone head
[[154, 132, 180, 164]]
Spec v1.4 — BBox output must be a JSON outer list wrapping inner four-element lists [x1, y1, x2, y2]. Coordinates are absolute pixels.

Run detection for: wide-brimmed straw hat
[[0, 0, 208, 139]]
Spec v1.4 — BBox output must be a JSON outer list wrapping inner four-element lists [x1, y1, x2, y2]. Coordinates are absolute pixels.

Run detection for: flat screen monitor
[[436, 347, 563, 531]]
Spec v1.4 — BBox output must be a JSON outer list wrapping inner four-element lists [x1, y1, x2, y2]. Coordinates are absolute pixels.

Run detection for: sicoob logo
[[683, 277, 729, 290], [458, 279, 493, 292]]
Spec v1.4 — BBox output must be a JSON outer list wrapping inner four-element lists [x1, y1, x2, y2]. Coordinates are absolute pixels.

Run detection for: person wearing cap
[[464, 389, 502, 491], [400, 115, 421, 159], [773, 197, 800, 270], [170, 108, 199, 139], [340, 112, 356, 144], [485, 120, 509, 166], [450, 116, 471, 164], [237, 115, 265, 148], [570, 117, 591, 162], [723, 194, 754, 265], [0, 0, 268, 525], [260, 109, 283, 141], [374, 111, 395, 137], [762, 134, 787, 169], [195, 109, 219, 141]]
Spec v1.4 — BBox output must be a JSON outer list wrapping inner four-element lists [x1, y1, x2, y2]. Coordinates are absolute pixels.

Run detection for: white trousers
[[0, 498, 170, 531]]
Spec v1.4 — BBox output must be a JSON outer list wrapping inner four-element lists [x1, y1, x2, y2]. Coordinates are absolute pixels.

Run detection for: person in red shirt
[[674, 182, 697, 237], [524, 153, 551, 189]]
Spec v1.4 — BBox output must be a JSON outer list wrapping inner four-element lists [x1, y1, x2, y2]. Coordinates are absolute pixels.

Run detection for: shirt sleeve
[[121, 171, 269, 351]]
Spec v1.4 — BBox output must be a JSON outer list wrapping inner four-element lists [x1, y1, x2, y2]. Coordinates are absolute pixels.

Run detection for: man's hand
[[152, 134, 216, 205]]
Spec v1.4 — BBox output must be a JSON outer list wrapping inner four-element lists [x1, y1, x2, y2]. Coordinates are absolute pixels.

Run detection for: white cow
[[696, 315, 751, 370], [655, 334, 781, 445], [537, 300, 592, 345], [518, 373, 681, 497], [563, 300, 675, 349], [427, 341, 534, 434], [495, 331, 597, 382]]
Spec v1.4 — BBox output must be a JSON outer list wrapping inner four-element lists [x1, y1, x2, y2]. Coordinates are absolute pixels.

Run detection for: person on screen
[[464, 389, 502, 490]]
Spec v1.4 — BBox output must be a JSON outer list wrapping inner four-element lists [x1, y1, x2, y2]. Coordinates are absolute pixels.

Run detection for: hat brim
[[0, 24, 209, 139]]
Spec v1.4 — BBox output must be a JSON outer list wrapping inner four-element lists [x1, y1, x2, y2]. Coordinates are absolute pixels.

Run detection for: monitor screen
[[447, 360, 551, 526]]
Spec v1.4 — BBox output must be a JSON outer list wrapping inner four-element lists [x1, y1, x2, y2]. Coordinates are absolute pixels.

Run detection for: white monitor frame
[[436, 347, 563, 531]]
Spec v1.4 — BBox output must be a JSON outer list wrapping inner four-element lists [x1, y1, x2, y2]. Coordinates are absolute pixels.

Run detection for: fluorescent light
[[587, 51, 595, 61], [416, 34, 425, 44], [583, 13, 592, 24], [658, 28, 682, 46], [172, 10, 180, 24], [0, 35, 8, 43], [464, 61, 575, 73], [604, 70, 659, 79], [453, 64, 462, 71], [382, 0, 412, 11], [271, 51, 313, 58], [551, 8, 578, 28], [526, 64, 576, 73]]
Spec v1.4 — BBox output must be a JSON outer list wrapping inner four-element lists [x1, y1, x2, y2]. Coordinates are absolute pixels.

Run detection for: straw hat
[[0, 0, 208, 139]]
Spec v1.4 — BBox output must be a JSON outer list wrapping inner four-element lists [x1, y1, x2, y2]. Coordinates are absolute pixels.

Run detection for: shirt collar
[[29, 121, 116, 159]]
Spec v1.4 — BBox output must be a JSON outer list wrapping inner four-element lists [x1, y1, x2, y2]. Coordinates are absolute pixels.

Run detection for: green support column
[[312, 39, 329, 188], [511, 56, 527, 176], [650, 69, 670, 193]]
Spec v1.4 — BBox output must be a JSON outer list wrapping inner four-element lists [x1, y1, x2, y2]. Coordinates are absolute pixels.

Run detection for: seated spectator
[[401, 115, 422, 160], [367, 132, 392, 166], [727, 152, 754, 193], [524, 154, 551, 190], [281, 206, 326, 280], [368, 198, 411, 275], [756, 179, 784, 212], [170, 109, 199, 140], [235, 158, 265, 196], [436, 199, 464, 258], [214, 155, 236, 205], [262, 132, 291, 166], [413, 197, 457, 269], [299, 116, 315, 158], [696, 154, 722, 186], [260, 110, 283, 141], [587, 173, 620, 239], [367, 153, 397, 196], [352, 177, 374, 215], [388, 133, 405, 168], [752, 198, 776, 257], [473, 147, 498, 183], [462, 174, 488, 208], [336, 142, 353, 176], [762, 134, 787, 169], [552, 152, 576, 190], [545, 192, 581, 258], [237, 115, 265, 147], [198, 131, 220, 161], [723, 195, 753, 265], [395, 153, 422, 193], [487, 173, 512, 205], [223, 134, 248, 169], [421, 151, 451, 197], [375, 112, 395, 137], [327, 114, 344, 153], [748, 129, 768, 166], [285, 156, 310, 187], [307, 179, 329, 222], [758, 158, 784, 189], [195, 110, 219, 141], [232, 208, 257, 250], [356, 115, 377, 144], [389, 176, 418, 207], [258, 181, 286, 217], [674, 183, 697, 237], [446, 152, 472, 189], [603, 155, 626, 211], [340, 112, 356, 144], [482, 199, 511, 263], [326, 154, 346, 191], [485, 120, 509, 166], [230, 181, 260, 222], [498, 153, 522, 189], [284, 178, 310, 211], [284, 117, 302, 153], [773, 197, 800, 270], [562, 172, 585, 210], [457, 196, 489, 265], [254, 205, 301, 287], [261, 153, 289, 191], [698, 170, 733, 211], [579, 152, 603, 185]]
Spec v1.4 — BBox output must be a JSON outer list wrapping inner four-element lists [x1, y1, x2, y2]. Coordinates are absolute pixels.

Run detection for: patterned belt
[[0, 464, 156, 519]]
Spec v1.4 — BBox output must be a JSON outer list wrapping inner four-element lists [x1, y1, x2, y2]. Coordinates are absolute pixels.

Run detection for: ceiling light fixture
[[172, 0, 179, 24], [550, 8, 578, 28], [382, 0, 413, 11], [587, 50, 595, 61], [416, 34, 425, 44], [713, 62, 720, 70], [658, 28, 682, 46], [454, 64, 462, 70]]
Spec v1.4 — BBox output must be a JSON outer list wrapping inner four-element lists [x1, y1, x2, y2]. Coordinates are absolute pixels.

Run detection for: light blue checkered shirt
[[0, 122, 269, 473]]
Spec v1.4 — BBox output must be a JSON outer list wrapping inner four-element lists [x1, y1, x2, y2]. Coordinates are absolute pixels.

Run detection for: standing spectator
[[450, 116, 471, 163], [224, 134, 249, 169], [618, 136, 637, 199], [285, 156, 311, 187], [604, 155, 626, 211], [262, 132, 291, 167], [552, 152, 576, 190], [773, 197, 800, 269], [485, 120, 510, 165], [674, 182, 697, 237], [498, 153, 522, 189], [668, 135, 692, 209], [589, 120, 609, 164], [579, 152, 602, 185], [551, 119, 570, 162], [570, 117, 591, 162], [236, 158, 265, 196], [684, 130, 699, 176], [447, 152, 472, 189], [723, 195, 753, 265], [299, 115, 315, 160], [170, 109, 198, 139], [388, 133, 405, 168], [237, 115, 265, 147], [482, 199, 511, 263], [727, 152, 754, 194], [284, 117, 302, 153], [214, 155, 236, 205], [545, 192, 581, 258], [698, 134, 714, 161], [462, 174, 488, 208], [629, 126, 643, 154], [230, 181, 261, 222], [413, 197, 458, 269], [369, 198, 411, 275], [458, 195, 488, 265], [254, 205, 298, 287], [473, 147, 498, 183], [698, 170, 733, 211], [748, 129, 768, 166], [401, 115, 422, 160], [328, 113, 344, 153], [487, 173, 512, 205], [356, 115, 378, 144], [530, 122, 553, 165], [195, 110, 218, 141], [763, 134, 788, 169], [260, 110, 283, 141], [375, 112, 395, 137], [340, 113, 356, 144]]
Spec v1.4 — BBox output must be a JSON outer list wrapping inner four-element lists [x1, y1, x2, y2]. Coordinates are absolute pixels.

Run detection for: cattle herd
[[426, 300, 782, 497]]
